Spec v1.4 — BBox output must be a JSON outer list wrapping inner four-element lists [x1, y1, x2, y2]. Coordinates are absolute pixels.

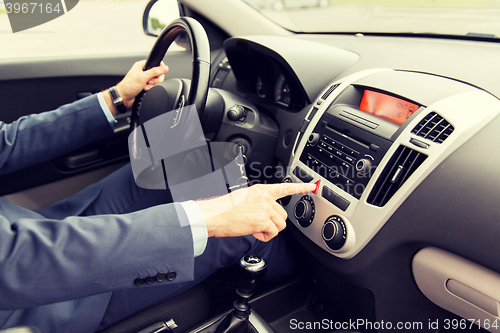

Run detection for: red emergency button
[[313, 180, 320, 194]]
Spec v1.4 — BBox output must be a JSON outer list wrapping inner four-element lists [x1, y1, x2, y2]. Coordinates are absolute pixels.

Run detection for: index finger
[[268, 182, 316, 200]]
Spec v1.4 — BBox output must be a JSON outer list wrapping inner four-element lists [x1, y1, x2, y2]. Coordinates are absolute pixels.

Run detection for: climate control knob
[[278, 177, 293, 207], [356, 158, 373, 175], [322, 215, 347, 250], [294, 195, 315, 228]]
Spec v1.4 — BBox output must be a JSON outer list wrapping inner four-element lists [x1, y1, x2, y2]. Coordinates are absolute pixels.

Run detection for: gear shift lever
[[214, 255, 267, 333]]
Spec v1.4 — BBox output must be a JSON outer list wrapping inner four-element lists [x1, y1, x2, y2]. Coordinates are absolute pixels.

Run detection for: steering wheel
[[130, 17, 211, 131]]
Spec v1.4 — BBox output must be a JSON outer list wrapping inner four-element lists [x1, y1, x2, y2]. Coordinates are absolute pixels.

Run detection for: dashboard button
[[410, 138, 429, 149], [345, 155, 356, 164], [342, 145, 359, 156], [334, 149, 345, 159], [331, 155, 352, 171], [313, 180, 321, 195], [335, 142, 345, 151], [327, 169, 339, 183], [369, 143, 380, 152], [293, 166, 313, 183], [341, 160, 353, 170], [338, 175, 354, 186], [333, 195, 350, 211], [321, 186, 336, 202], [322, 186, 350, 211]]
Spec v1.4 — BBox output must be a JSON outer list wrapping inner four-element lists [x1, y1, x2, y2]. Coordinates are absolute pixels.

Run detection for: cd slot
[[322, 120, 371, 149]]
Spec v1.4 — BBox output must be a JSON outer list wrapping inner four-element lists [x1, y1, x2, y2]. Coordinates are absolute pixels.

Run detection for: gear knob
[[214, 255, 272, 332], [240, 255, 267, 273], [238, 255, 267, 295]]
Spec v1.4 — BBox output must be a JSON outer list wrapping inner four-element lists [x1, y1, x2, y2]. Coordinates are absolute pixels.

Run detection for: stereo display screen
[[359, 90, 419, 125]]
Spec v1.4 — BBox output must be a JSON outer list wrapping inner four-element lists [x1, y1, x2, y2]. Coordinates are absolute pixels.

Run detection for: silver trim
[[240, 255, 266, 272], [321, 221, 337, 241]]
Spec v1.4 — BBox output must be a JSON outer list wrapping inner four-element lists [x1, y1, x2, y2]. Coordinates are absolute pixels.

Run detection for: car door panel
[[0, 51, 194, 206]]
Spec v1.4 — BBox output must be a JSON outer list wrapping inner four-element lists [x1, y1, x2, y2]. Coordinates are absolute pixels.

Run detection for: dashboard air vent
[[411, 112, 454, 143], [321, 84, 340, 100], [367, 146, 427, 207]]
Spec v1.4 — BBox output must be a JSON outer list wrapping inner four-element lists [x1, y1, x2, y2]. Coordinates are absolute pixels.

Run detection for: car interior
[[1, 0, 500, 332]]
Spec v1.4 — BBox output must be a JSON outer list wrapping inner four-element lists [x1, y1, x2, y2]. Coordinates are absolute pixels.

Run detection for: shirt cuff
[[180, 201, 208, 257], [97, 91, 117, 128]]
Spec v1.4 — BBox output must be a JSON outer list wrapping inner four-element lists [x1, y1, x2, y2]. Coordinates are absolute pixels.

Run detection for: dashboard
[[215, 34, 500, 331], [3, 2, 500, 331]]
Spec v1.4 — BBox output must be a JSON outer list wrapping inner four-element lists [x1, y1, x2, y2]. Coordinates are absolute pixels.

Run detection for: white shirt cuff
[[180, 200, 208, 257], [97, 92, 117, 127]]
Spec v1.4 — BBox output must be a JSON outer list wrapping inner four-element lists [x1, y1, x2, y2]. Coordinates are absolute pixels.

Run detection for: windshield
[[243, 0, 500, 39]]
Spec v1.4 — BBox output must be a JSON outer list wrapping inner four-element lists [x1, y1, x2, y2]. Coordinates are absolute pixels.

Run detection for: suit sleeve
[[0, 94, 114, 176], [0, 199, 194, 310]]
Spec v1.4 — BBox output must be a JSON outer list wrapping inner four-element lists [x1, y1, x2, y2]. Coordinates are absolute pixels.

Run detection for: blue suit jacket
[[0, 95, 195, 332]]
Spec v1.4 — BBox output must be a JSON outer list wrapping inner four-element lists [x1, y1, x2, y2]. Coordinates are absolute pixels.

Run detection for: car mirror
[[142, 0, 181, 37]]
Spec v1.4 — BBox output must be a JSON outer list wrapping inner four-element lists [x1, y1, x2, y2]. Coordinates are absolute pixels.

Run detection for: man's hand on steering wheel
[[103, 60, 169, 115]]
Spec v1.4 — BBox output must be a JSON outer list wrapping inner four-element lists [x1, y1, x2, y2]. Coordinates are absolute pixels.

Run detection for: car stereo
[[297, 86, 419, 201]]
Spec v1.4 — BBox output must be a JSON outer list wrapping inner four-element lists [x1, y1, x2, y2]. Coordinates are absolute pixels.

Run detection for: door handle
[[64, 149, 103, 169]]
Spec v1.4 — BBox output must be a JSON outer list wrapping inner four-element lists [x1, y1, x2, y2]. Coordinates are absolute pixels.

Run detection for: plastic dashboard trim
[[284, 68, 500, 259]]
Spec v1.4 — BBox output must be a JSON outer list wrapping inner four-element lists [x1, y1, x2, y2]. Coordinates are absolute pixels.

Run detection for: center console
[[283, 68, 500, 258]]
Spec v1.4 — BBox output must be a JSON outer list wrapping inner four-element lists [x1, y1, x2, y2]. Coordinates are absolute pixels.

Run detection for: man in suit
[[0, 61, 314, 332]]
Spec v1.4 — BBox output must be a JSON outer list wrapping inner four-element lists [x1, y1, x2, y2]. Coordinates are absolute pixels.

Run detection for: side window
[[0, 0, 181, 60]]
